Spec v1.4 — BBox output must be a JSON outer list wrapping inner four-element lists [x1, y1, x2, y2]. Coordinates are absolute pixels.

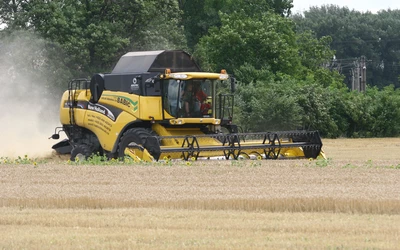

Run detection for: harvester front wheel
[[70, 144, 92, 161], [118, 128, 161, 161]]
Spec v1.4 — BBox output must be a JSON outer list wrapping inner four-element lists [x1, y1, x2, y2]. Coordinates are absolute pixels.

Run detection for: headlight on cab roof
[[170, 73, 188, 79], [219, 74, 229, 80]]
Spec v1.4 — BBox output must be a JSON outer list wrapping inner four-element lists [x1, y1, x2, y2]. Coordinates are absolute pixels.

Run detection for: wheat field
[[0, 138, 399, 249]]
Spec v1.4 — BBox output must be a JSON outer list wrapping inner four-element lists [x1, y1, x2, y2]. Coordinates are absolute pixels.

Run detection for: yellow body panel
[[83, 111, 139, 151], [59, 90, 151, 152], [152, 124, 221, 146], [59, 90, 90, 125], [100, 92, 140, 116], [139, 96, 163, 120]]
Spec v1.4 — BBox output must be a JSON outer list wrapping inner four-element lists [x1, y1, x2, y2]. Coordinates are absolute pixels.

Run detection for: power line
[[332, 38, 400, 44]]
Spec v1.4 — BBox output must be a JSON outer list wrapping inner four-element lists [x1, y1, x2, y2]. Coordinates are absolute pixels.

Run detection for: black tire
[[70, 144, 92, 161], [147, 128, 163, 146], [292, 133, 321, 159], [215, 126, 232, 143], [302, 147, 321, 159], [118, 128, 161, 160]]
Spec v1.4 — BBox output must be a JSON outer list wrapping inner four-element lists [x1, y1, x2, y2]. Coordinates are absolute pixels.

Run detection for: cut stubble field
[[0, 138, 399, 249]]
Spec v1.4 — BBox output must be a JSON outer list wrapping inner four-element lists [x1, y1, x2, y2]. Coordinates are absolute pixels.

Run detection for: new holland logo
[[88, 103, 116, 121]]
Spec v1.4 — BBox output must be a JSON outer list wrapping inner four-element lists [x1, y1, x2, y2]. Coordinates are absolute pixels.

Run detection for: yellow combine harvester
[[50, 50, 324, 161]]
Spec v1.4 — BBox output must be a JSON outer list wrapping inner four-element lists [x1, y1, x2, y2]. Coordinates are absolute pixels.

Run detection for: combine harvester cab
[[50, 50, 324, 161]]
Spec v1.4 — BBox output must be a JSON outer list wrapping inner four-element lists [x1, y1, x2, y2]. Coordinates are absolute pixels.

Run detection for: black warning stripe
[[64, 100, 123, 121]]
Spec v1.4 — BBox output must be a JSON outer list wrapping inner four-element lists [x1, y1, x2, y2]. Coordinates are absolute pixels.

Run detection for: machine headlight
[[171, 73, 188, 79], [170, 119, 185, 125], [219, 74, 229, 80]]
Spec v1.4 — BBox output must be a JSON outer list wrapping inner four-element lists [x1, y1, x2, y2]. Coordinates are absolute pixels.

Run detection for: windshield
[[163, 79, 213, 118]]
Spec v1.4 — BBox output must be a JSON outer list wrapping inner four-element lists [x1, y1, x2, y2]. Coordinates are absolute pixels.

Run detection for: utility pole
[[360, 56, 366, 92], [350, 68, 354, 90], [351, 57, 367, 92], [353, 59, 360, 91]]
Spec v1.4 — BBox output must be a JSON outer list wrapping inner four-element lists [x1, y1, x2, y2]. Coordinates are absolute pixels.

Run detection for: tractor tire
[[117, 128, 161, 160], [70, 144, 92, 161]]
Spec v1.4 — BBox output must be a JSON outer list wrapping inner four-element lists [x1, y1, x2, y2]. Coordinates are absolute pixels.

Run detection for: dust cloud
[[0, 33, 65, 158]]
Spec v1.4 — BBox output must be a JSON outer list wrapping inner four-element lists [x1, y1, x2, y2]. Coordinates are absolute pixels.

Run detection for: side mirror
[[49, 127, 64, 140], [90, 74, 105, 103], [145, 77, 155, 88], [50, 134, 60, 140], [230, 77, 236, 93], [146, 78, 161, 90]]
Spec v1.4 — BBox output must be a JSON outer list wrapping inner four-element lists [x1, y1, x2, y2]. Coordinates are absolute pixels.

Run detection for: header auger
[[50, 50, 324, 162]]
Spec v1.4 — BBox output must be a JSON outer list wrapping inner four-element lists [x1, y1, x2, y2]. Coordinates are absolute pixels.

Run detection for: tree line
[[1, 0, 399, 138]]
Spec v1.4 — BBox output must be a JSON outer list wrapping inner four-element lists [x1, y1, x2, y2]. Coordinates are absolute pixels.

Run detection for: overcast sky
[[292, 0, 400, 14]]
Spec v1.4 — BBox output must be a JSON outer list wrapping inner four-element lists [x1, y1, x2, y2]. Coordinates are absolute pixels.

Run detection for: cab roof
[[111, 50, 202, 74]]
